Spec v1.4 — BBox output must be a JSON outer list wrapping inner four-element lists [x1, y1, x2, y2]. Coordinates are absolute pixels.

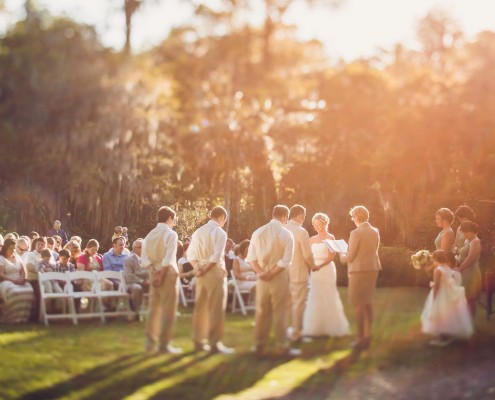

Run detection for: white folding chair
[[68, 271, 105, 323], [38, 271, 77, 326], [230, 271, 256, 316], [179, 279, 195, 307], [138, 293, 150, 321], [96, 270, 134, 321]]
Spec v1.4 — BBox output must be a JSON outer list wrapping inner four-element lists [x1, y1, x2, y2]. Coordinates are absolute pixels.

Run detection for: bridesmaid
[[456, 221, 482, 317], [454, 205, 476, 254], [434, 208, 455, 253]]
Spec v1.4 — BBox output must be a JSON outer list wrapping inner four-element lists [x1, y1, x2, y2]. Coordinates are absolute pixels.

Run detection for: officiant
[[341, 205, 381, 351]]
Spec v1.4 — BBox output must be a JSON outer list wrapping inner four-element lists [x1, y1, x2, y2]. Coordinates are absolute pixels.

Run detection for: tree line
[[0, 4, 494, 250]]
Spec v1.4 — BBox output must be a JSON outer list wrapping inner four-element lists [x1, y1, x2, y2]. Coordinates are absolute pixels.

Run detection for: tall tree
[[123, 0, 143, 55]]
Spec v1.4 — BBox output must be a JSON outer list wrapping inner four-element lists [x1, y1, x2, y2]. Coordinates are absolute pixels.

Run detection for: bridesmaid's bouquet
[[411, 250, 433, 270]]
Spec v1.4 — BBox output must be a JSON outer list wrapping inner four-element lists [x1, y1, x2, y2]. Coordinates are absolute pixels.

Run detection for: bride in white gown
[[302, 212, 350, 337]]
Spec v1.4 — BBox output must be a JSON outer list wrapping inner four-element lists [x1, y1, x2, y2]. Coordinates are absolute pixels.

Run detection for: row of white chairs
[[38, 270, 135, 326], [176, 272, 255, 316], [38, 270, 256, 325]]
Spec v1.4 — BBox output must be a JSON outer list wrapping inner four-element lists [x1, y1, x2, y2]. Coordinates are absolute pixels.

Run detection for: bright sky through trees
[[2, 0, 495, 60]]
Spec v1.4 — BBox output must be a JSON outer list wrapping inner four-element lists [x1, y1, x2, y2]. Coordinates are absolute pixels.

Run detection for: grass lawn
[[1, 287, 494, 400]]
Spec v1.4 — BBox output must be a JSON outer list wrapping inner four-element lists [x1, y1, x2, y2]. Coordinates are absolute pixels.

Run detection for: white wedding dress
[[302, 242, 350, 337], [421, 265, 473, 338]]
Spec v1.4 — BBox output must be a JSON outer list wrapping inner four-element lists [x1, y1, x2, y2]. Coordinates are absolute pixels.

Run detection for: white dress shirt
[[141, 223, 178, 272], [246, 219, 294, 272], [187, 220, 227, 269]]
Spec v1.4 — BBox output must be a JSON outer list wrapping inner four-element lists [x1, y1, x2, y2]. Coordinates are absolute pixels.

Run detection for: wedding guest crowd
[[0, 202, 485, 358]]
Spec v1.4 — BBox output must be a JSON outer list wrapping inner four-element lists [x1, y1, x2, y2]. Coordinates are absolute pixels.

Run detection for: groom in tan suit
[[286, 205, 314, 343], [247, 205, 300, 357]]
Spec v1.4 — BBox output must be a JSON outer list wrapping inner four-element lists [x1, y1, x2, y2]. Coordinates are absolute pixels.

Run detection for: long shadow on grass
[[265, 346, 364, 400], [147, 353, 288, 400], [18, 351, 199, 400]]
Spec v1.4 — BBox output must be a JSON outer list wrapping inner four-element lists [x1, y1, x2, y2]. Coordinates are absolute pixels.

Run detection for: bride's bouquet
[[411, 250, 433, 270]]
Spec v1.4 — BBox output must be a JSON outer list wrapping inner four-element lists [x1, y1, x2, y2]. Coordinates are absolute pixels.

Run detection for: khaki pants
[[146, 268, 179, 351], [127, 282, 148, 312], [254, 269, 289, 351], [192, 266, 227, 346], [289, 280, 309, 341]]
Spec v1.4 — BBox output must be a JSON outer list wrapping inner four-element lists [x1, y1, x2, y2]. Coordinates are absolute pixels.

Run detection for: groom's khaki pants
[[146, 268, 179, 350], [254, 269, 289, 351], [192, 265, 227, 345], [289, 280, 309, 340]]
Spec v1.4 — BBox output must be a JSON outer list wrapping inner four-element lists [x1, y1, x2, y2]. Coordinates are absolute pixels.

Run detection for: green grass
[[1, 288, 494, 400]]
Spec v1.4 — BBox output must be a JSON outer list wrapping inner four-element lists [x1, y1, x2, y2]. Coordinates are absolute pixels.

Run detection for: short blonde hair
[[70, 236, 82, 244], [312, 212, 330, 226], [349, 205, 369, 223]]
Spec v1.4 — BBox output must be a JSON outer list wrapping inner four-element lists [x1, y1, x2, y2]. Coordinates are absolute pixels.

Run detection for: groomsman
[[286, 205, 314, 343], [187, 206, 234, 354], [141, 206, 182, 354], [247, 205, 299, 357]]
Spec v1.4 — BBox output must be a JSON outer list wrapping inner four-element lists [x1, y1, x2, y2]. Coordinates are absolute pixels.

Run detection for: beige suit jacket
[[346, 222, 381, 273], [286, 220, 313, 283]]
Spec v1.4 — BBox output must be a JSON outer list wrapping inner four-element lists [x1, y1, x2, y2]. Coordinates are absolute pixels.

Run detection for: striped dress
[[0, 254, 35, 323]]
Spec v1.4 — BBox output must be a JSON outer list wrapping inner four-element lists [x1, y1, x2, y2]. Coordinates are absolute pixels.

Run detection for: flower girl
[[421, 250, 473, 346]]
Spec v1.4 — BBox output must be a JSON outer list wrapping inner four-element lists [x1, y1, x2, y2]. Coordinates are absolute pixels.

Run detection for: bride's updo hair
[[312, 212, 330, 227]]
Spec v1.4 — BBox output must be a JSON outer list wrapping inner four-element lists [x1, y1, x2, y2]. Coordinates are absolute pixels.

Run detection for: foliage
[[0, 5, 495, 249], [336, 246, 430, 287]]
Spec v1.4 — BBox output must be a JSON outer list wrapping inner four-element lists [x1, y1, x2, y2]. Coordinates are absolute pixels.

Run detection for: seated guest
[[4, 232, 19, 241], [123, 239, 149, 312], [47, 220, 69, 246], [25, 237, 53, 321], [55, 249, 75, 273], [77, 240, 113, 292], [30, 231, 40, 243], [70, 236, 82, 246], [77, 240, 103, 272], [20, 235, 31, 247], [225, 238, 236, 273], [52, 235, 63, 253], [232, 239, 257, 291], [122, 227, 129, 246], [103, 237, 128, 289], [121, 237, 131, 255], [64, 239, 82, 266], [0, 238, 34, 323], [38, 249, 63, 310], [14, 237, 30, 265], [112, 226, 123, 242], [38, 249, 56, 273], [25, 237, 54, 280], [46, 237, 59, 262], [178, 242, 195, 285]]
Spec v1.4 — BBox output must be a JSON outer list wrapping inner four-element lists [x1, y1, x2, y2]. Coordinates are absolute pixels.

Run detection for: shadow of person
[[18, 351, 197, 400], [146, 352, 288, 400], [262, 344, 364, 400]]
